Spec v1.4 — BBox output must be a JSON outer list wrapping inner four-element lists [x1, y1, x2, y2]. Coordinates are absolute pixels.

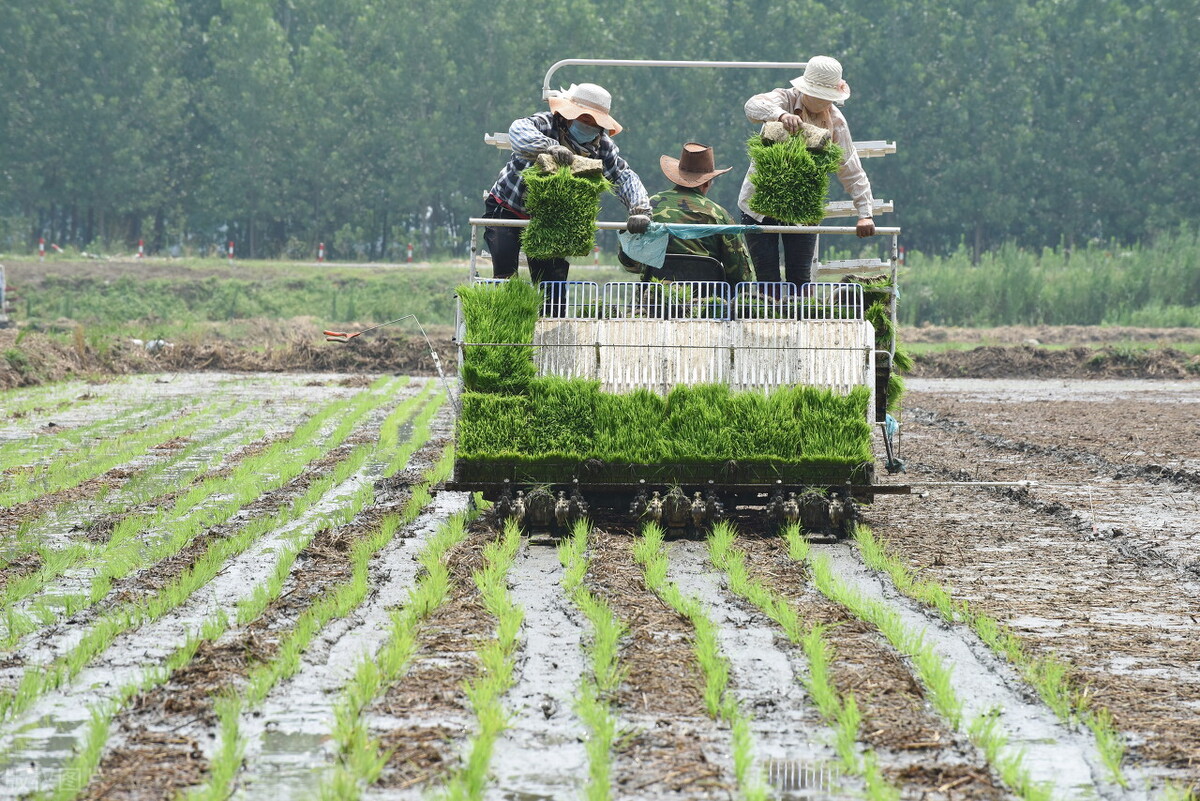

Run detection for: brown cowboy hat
[[659, 143, 732, 188]]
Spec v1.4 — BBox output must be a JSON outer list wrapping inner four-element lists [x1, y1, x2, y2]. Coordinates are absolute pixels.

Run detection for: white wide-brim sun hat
[[547, 83, 622, 135], [790, 56, 851, 104]]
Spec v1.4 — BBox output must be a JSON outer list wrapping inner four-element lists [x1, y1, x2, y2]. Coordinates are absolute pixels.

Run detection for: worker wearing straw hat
[[484, 82, 652, 283], [738, 56, 877, 287], [619, 142, 753, 285]]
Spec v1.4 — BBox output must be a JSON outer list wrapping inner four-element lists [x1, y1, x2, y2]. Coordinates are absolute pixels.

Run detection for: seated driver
[[619, 142, 753, 286]]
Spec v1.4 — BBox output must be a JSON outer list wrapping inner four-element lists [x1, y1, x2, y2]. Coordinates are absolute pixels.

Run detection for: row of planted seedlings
[[557, 520, 625, 801], [558, 522, 739, 797], [314, 488, 525, 800], [0, 390, 160, 474], [632, 521, 770, 800], [0, 379, 384, 654], [707, 520, 1125, 799], [851, 525, 1134, 787], [1, 379, 101, 422], [27, 379, 449, 799], [0, 376, 416, 726], [456, 279, 875, 486], [0, 396, 210, 507], [0, 397, 273, 644]]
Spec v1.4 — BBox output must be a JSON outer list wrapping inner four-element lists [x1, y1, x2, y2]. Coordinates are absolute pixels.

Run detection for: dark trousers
[[741, 211, 817, 287], [483, 196, 569, 283]]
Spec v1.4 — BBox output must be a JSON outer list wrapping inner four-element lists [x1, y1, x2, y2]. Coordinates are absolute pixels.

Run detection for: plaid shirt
[[487, 110, 650, 216]]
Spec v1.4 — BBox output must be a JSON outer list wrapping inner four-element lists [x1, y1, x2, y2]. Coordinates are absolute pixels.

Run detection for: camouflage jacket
[[649, 186, 753, 285]]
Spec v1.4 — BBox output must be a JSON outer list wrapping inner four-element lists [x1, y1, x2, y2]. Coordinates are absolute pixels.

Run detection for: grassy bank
[[6, 225, 1199, 349], [897, 227, 1200, 328]]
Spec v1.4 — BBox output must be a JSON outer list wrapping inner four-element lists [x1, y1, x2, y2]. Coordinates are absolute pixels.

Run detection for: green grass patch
[[898, 228, 1200, 327]]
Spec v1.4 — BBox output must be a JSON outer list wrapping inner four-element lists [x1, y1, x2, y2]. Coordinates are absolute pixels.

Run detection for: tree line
[[1, 0, 1195, 260]]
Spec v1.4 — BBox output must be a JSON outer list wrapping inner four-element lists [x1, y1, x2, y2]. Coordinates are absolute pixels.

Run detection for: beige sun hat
[[548, 83, 623, 135], [659, 143, 732, 188], [790, 56, 851, 104]]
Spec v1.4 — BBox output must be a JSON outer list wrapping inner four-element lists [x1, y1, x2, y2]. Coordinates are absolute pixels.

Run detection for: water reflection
[[766, 758, 846, 800]]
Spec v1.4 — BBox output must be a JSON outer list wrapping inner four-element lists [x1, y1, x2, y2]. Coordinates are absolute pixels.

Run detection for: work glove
[[547, 144, 575, 166], [625, 213, 651, 234]]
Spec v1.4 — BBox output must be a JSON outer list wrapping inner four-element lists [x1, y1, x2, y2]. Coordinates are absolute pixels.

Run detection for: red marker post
[[137, 239, 145, 259], [406, 242, 413, 263], [39, 237, 46, 262], [898, 246, 906, 266], [227, 240, 235, 261], [317, 242, 325, 263], [593, 245, 599, 265]]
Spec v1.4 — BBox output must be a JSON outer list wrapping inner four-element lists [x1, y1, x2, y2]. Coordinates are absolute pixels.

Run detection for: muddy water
[[880, 377, 1200, 790], [237, 489, 471, 801], [482, 542, 589, 800], [666, 540, 859, 801], [0, 378, 421, 792], [815, 543, 1139, 801]]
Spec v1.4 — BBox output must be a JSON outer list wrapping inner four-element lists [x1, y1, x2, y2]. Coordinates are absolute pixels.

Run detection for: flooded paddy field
[[0, 373, 1196, 800]]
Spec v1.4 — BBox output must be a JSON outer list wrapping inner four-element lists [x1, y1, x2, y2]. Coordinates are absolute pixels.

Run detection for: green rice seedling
[[319, 498, 476, 800], [526, 376, 599, 457], [439, 518, 523, 801], [1086, 708, 1127, 787], [806, 551, 964, 730], [73, 379, 398, 601], [0, 397, 167, 474], [853, 525, 1130, 786], [633, 521, 769, 800], [454, 393, 530, 457], [520, 165, 612, 260], [663, 385, 735, 459], [198, 436, 451, 799], [591, 389, 667, 463], [0, 402, 214, 506], [558, 519, 628, 801], [184, 694, 244, 801], [709, 524, 904, 796], [1162, 782, 1199, 801], [747, 133, 843, 225], [31, 705, 112, 801], [457, 279, 541, 394], [0, 384, 417, 723], [30, 613, 235, 800]]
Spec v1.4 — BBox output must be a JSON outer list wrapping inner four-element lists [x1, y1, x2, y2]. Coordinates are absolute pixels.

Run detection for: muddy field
[[0, 372, 1198, 800]]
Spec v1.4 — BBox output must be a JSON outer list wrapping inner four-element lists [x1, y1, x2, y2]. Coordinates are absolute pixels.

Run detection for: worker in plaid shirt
[[484, 82, 651, 283]]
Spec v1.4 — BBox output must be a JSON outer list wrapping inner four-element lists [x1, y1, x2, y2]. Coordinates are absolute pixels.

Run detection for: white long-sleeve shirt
[[738, 87, 875, 221]]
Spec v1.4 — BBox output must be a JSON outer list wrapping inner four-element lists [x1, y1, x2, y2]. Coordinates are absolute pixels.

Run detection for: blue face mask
[[568, 120, 603, 145]]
